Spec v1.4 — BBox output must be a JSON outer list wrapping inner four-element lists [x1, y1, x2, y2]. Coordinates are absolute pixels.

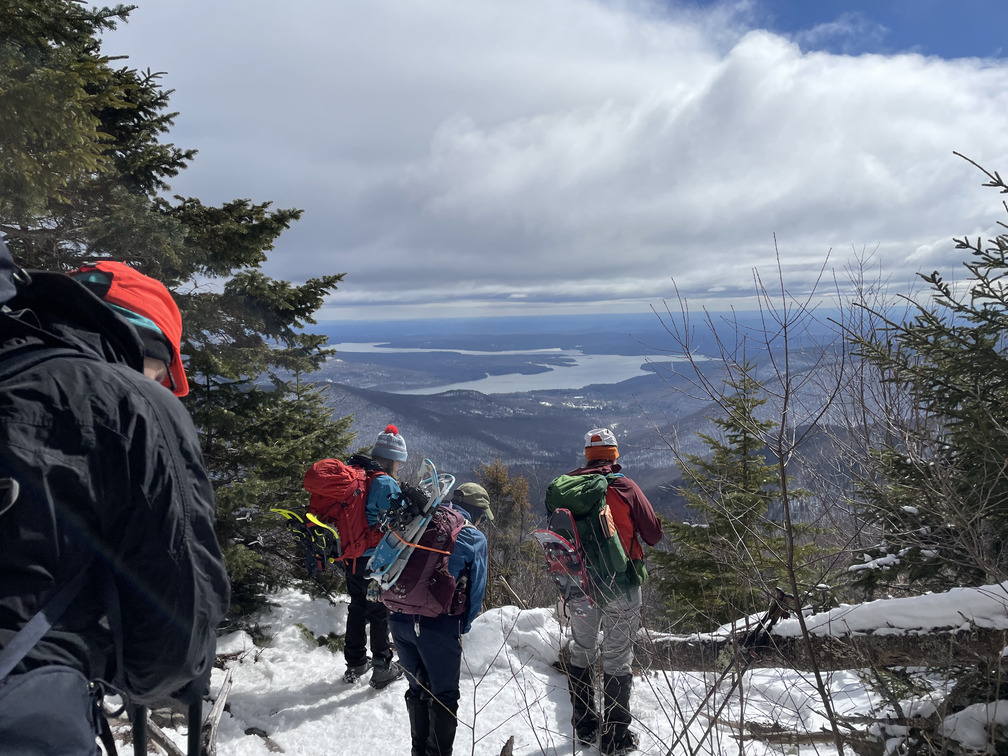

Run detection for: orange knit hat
[[72, 261, 189, 397]]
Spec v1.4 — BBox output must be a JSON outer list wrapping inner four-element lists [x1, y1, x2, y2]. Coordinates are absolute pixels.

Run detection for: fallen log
[[635, 624, 1008, 672], [201, 668, 234, 756]]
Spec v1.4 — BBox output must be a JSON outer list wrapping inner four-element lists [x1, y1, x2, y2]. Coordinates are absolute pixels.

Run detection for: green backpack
[[545, 473, 634, 600]]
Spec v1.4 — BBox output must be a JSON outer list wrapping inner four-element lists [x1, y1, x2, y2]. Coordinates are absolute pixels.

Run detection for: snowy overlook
[[134, 583, 1008, 755]]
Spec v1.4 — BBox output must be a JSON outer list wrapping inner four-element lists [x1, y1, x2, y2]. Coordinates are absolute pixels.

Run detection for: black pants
[[344, 557, 391, 666]]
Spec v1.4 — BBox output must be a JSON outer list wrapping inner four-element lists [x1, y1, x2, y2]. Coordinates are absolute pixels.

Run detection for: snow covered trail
[[152, 588, 996, 755], [206, 594, 581, 755]]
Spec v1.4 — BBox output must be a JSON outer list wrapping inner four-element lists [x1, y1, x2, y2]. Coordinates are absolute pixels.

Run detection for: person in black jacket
[[0, 241, 230, 755]]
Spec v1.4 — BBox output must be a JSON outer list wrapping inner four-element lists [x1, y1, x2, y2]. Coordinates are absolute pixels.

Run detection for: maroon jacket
[[566, 461, 662, 560]]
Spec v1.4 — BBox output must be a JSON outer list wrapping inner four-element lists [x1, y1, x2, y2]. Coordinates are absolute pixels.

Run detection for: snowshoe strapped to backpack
[[545, 473, 634, 601], [380, 505, 469, 618], [533, 508, 594, 616], [303, 455, 387, 563], [367, 458, 455, 590]]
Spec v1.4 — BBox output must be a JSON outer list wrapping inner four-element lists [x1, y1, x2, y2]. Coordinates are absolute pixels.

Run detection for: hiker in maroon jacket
[[565, 428, 662, 756]]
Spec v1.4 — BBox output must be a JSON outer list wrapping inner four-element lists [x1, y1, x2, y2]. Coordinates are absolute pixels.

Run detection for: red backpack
[[303, 456, 386, 562]]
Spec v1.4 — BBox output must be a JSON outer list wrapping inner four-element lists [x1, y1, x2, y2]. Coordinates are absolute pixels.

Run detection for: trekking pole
[[132, 704, 148, 756], [663, 589, 791, 756], [188, 701, 203, 756]]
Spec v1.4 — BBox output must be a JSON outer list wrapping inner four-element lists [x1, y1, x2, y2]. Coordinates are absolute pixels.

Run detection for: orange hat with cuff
[[72, 261, 189, 397], [584, 428, 619, 462]]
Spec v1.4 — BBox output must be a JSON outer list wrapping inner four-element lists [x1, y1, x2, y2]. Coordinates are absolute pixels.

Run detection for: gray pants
[[569, 585, 641, 676]]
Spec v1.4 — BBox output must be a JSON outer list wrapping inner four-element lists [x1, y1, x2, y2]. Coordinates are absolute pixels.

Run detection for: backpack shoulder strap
[[0, 317, 102, 682], [0, 555, 96, 682], [347, 453, 385, 474], [454, 511, 474, 536]]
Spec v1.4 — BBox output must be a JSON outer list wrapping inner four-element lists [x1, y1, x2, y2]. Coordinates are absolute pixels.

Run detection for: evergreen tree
[[0, 0, 354, 620], [852, 158, 1008, 593], [479, 457, 531, 534], [652, 363, 818, 630], [1, 1, 131, 226], [476, 458, 550, 609]]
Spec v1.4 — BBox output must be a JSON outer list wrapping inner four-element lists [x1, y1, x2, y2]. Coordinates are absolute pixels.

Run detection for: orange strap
[[392, 530, 451, 555]]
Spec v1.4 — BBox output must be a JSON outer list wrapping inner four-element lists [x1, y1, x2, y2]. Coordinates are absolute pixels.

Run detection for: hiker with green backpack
[[546, 428, 662, 756]]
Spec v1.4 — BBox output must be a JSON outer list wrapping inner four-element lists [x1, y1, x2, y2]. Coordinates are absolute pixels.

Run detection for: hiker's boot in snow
[[370, 654, 404, 689], [601, 673, 637, 755], [405, 689, 430, 756], [427, 696, 458, 756], [342, 657, 371, 683], [567, 664, 598, 746], [601, 728, 638, 756]]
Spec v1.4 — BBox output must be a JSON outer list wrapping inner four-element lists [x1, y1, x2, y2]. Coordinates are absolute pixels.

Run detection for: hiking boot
[[575, 726, 598, 747], [601, 674, 636, 755], [427, 695, 459, 756], [600, 728, 638, 755], [405, 689, 430, 756], [369, 658, 404, 689], [568, 665, 598, 746], [342, 658, 371, 683]]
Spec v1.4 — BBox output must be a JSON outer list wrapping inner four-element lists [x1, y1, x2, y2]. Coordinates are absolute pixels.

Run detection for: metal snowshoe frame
[[367, 458, 455, 590], [533, 507, 595, 617], [271, 508, 341, 571]]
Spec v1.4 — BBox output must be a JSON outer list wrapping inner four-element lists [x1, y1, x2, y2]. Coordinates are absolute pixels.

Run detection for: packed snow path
[[150, 587, 1008, 755]]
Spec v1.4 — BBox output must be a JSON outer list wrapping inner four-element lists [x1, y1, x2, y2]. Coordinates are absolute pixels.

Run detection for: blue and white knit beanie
[[373, 424, 408, 462]]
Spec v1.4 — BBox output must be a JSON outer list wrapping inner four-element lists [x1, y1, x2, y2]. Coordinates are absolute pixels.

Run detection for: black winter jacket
[[0, 264, 230, 705]]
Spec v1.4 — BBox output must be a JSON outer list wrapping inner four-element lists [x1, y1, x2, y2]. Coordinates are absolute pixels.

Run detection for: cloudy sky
[[105, 0, 1008, 322]]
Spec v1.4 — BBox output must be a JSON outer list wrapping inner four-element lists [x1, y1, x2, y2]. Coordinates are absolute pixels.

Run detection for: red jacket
[[566, 461, 663, 560]]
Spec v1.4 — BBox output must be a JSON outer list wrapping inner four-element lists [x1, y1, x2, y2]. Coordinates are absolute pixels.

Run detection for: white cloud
[[106, 0, 1008, 320], [792, 11, 889, 55]]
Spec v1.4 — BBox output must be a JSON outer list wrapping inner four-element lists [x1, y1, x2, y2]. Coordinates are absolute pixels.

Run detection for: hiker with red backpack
[[303, 424, 408, 688], [0, 245, 230, 754], [561, 428, 662, 756], [384, 480, 488, 756]]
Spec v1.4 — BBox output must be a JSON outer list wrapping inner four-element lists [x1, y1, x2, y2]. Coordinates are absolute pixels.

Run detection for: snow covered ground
[[149, 584, 1008, 755]]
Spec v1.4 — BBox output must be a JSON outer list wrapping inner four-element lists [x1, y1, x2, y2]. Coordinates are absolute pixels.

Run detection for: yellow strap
[[306, 512, 340, 539]]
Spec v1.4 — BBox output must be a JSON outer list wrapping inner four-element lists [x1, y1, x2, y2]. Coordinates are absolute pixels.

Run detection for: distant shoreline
[[329, 342, 672, 394]]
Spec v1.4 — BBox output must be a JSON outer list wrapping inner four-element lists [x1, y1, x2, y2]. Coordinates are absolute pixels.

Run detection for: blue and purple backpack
[[381, 506, 470, 617]]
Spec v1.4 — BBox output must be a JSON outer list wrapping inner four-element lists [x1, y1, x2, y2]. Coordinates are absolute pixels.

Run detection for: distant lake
[[332, 342, 658, 395]]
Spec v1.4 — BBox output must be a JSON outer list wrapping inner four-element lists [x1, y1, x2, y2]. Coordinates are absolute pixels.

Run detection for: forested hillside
[[320, 370, 703, 517]]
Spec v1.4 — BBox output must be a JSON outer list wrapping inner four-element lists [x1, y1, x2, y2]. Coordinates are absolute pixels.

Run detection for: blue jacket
[[365, 473, 401, 556], [447, 510, 488, 633]]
